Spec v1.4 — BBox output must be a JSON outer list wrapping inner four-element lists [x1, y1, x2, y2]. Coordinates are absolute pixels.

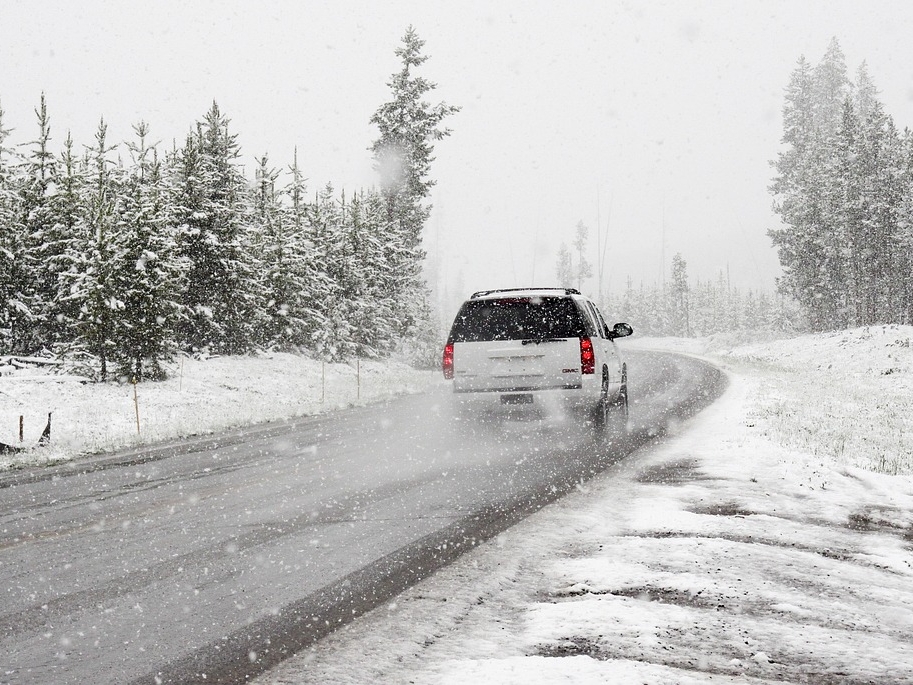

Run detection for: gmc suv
[[442, 288, 632, 430]]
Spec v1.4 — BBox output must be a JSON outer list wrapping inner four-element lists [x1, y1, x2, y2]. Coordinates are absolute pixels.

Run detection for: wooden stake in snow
[[132, 377, 141, 435], [19, 415, 23, 443], [2, 413, 50, 453]]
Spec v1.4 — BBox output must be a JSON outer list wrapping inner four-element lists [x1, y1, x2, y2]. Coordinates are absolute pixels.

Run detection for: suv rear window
[[449, 297, 587, 342]]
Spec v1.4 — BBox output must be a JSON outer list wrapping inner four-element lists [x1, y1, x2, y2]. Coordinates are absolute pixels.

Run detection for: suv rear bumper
[[453, 381, 581, 393], [451, 383, 599, 418]]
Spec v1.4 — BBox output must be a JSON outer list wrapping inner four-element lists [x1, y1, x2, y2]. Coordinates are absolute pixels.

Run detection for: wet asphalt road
[[0, 350, 724, 684]]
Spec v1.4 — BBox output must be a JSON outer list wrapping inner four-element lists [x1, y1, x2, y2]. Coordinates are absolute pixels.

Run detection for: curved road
[[0, 350, 724, 684]]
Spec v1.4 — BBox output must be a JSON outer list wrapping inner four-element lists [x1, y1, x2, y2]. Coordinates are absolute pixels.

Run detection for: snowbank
[[634, 324, 913, 474]]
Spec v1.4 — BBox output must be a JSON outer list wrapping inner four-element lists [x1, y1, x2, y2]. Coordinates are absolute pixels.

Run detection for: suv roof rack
[[470, 287, 581, 299]]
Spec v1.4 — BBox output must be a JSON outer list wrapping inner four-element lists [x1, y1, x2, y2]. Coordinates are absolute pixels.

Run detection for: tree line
[[0, 27, 457, 380], [599, 254, 799, 338], [554, 223, 795, 338], [770, 38, 913, 331]]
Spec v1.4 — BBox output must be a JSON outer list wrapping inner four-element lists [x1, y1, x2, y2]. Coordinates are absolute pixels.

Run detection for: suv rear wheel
[[615, 363, 629, 429], [591, 367, 611, 431], [593, 364, 629, 436]]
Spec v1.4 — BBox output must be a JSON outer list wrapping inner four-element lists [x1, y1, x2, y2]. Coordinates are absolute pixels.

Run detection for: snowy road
[[0, 350, 723, 685]]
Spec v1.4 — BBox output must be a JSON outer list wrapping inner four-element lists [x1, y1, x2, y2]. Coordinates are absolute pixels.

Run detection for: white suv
[[442, 288, 632, 429]]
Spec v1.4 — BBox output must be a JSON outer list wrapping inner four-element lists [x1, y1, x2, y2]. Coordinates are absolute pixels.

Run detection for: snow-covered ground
[[0, 352, 437, 470], [253, 325, 913, 684], [4, 327, 913, 683]]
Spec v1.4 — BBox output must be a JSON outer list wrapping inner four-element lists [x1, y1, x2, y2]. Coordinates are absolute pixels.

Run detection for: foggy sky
[[2, 0, 912, 316]]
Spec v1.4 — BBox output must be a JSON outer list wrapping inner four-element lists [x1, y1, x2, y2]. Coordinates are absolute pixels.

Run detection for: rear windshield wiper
[[521, 337, 564, 345]]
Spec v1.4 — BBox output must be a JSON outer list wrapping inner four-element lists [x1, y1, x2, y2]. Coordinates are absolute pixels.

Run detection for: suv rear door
[[448, 296, 588, 393]]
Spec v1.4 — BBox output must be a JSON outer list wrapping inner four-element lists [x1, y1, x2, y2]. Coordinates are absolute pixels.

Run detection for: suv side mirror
[[608, 322, 633, 339]]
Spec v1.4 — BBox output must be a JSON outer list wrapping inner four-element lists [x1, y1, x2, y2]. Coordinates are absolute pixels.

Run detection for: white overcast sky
[[2, 0, 912, 310]]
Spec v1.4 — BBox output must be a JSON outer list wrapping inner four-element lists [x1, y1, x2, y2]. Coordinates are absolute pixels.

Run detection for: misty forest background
[[2, 34, 912, 383], [565, 38, 913, 338]]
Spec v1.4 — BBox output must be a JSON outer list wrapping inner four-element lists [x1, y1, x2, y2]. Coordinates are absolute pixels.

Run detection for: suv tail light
[[442, 342, 454, 379], [579, 336, 595, 374]]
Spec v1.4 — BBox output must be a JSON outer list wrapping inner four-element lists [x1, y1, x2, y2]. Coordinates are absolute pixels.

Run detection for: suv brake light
[[442, 342, 454, 379], [579, 336, 595, 374]]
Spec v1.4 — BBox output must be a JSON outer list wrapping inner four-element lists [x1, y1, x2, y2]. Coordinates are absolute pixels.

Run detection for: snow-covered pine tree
[[251, 154, 324, 351], [555, 243, 573, 288], [172, 129, 208, 351], [110, 122, 184, 380], [831, 92, 904, 327], [175, 103, 256, 355], [0, 99, 26, 353], [308, 183, 353, 361], [285, 150, 330, 348], [831, 97, 864, 326], [668, 253, 690, 337], [336, 190, 369, 357], [899, 129, 913, 323], [369, 26, 459, 349], [250, 154, 282, 348], [61, 119, 122, 380], [770, 57, 818, 324], [573, 220, 593, 291], [16, 93, 62, 352], [343, 190, 398, 358], [859, 102, 905, 323], [812, 39, 851, 138], [48, 133, 89, 345], [854, 62, 879, 122], [361, 189, 403, 354], [770, 43, 852, 330]]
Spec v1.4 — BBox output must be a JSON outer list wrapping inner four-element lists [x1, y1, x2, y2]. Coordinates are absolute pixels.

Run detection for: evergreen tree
[[16, 93, 61, 351], [370, 26, 459, 249], [369, 26, 459, 345], [854, 62, 878, 122], [49, 133, 89, 339], [668, 253, 690, 336], [770, 42, 852, 330], [61, 119, 121, 380], [175, 103, 255, 354], [812, 38, 851, 137], [899, 129, 913, 323], [573, 220, 593, 290], [831, 97, 863, 326], [860, 103, 905, 323], [251, 153, 326, 351], [308, 183, 353, 361], [110, 122, 184, 380], [555, 243, 573, 288], [349, 190, 403, 358], [0, 99, 26, 353], [285, 149, 330, 347]]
